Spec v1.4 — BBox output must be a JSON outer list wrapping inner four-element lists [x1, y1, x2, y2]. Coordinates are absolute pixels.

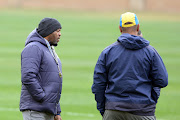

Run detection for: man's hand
[[54, 115, 62, 120]]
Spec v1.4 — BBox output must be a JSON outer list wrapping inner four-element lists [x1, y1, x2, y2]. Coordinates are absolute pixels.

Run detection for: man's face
[[48, 29, 61, 46]]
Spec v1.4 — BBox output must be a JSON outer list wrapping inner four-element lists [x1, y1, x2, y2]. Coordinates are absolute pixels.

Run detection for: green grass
[[0, 9, 179, 120]]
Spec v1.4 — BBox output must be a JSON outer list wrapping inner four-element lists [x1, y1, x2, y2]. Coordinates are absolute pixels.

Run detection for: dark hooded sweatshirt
[[92, 33, 168, 116], [20, 29, 62, 115]]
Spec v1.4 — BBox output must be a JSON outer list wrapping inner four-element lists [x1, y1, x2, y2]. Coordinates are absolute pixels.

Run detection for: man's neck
[[122, 31, 138, 36]]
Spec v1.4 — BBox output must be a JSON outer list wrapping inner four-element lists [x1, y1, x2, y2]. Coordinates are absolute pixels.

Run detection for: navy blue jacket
[[20, 29, 62, 115], [92, 33, 168, 116]]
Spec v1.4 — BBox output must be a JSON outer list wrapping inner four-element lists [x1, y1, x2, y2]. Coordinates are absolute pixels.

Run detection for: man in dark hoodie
[[92, 12, 168, 120], [20, 18, 62, 120]]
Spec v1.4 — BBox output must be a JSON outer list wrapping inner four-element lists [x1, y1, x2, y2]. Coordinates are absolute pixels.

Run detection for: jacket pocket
[[43, 93, 57, 103]]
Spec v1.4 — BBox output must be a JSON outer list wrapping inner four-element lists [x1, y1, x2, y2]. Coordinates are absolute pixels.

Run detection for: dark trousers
[[103, 110, 156, 120]]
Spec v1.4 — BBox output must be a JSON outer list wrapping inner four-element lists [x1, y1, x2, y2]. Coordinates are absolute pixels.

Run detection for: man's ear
[[137, 24, 140, 32], [119, 26, 122, 33]]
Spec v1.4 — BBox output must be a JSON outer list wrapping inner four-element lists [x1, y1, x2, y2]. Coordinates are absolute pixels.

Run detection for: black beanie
[[37, 17, 62, 37]]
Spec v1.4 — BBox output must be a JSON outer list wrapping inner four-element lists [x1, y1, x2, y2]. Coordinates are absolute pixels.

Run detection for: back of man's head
[[119, 12, 139, 34]]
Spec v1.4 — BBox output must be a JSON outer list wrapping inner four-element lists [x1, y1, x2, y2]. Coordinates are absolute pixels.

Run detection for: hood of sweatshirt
[[25, 29, 47, 47], [117, 33, 149, 50]]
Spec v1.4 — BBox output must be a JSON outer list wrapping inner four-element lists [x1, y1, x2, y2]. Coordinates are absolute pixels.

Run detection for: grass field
[[0, 9, 179, 120]]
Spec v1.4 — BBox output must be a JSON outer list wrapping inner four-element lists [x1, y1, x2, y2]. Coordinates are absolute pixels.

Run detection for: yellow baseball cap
[[120, 12, 139, 27]]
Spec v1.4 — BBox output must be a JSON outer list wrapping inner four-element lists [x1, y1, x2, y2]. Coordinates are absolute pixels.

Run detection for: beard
[[49, 41, 58, 46]]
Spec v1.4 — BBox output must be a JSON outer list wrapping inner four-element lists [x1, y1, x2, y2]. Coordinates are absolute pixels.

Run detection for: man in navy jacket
[[92, 12, 168, 120], [20, 18, 63, 120]]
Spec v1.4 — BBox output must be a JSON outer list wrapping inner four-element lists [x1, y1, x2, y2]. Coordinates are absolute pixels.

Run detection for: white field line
[[65, 112, 95, 117], [0, 107, 19, 111], [0, 107, 95, 117], [0, 108, 166, 119]]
